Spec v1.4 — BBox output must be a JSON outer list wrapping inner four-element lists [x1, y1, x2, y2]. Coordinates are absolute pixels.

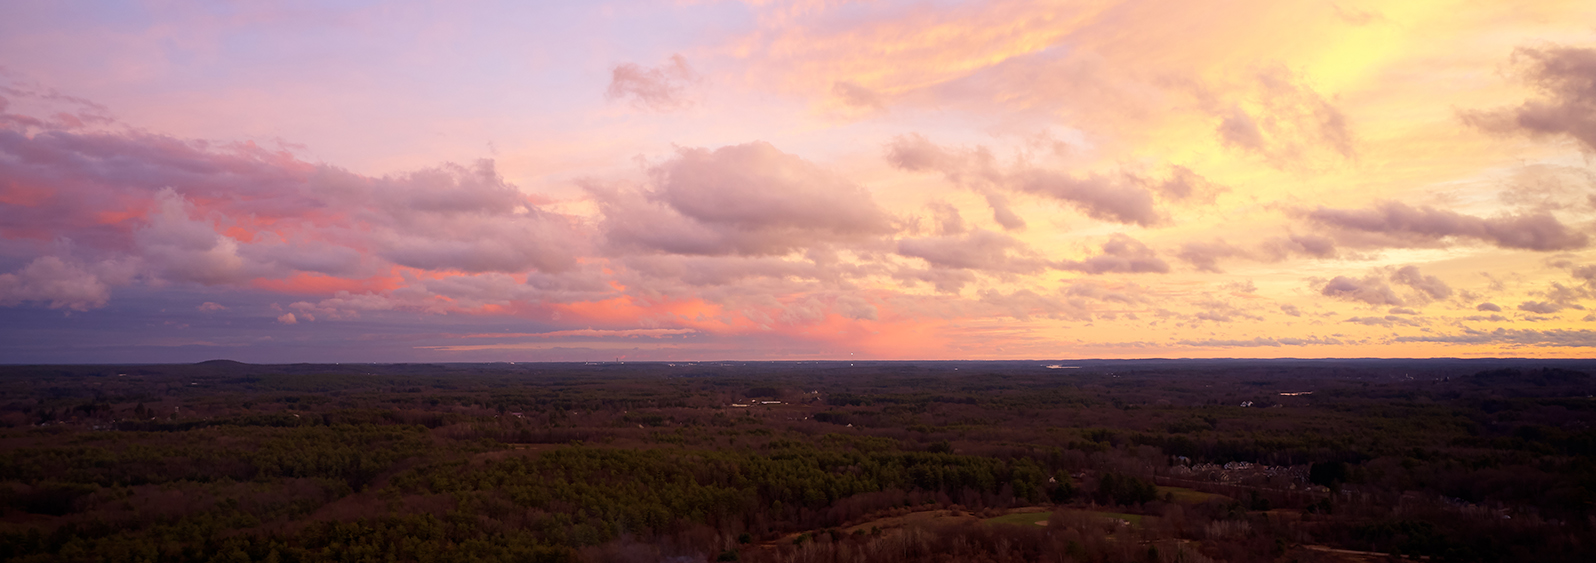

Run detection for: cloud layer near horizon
[[2, 0, 1596, 362]]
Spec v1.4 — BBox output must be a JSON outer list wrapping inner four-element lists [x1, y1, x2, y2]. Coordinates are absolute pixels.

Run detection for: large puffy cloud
[[595, 141, 894, 256], [1319, 275, 1404, 306], [0, 255, 134, 311], [364, 161, 580, 274], [885, 134, 1216, 228], [1306, 201, 1588, 251], [1464, 46, 1596, 151], [1318, 265, 1452, 307], [0, 114, 582, 310]]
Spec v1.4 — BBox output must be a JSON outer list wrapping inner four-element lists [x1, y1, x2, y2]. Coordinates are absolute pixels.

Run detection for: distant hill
[[196, 359, 251, 367]]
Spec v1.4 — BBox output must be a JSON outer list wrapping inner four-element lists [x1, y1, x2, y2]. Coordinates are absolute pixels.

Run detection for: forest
[[0, 358, 1592, 562]]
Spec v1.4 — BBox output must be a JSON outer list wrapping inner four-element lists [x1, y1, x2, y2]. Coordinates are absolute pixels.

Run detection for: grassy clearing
[[1158, 486, 1231, 505], [984, 509, 1148, 527], [986, 511, 1052, 526]]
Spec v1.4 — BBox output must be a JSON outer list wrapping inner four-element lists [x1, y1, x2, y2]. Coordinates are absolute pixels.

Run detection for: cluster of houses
[[1167, 461, 1330, 492]]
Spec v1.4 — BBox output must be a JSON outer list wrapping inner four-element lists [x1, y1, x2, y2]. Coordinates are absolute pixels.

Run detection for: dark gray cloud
[[606, 54, 698, 111], [1462, 46, 1596, 151], [1477, 302, 1502, 312], [1058, 234, 1170, 274], [1307, 201, 1588, 251]]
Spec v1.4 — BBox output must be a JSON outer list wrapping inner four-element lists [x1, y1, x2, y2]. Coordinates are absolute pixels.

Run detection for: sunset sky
[[3, 0, 1596, 363]]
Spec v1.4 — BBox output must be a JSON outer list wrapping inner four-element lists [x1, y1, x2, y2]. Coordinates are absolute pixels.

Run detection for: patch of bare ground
[[761, 505, 1051, 548]]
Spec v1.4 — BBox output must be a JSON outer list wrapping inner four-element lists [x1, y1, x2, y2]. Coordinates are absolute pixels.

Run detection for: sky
[[2, 0, 1596, 363]]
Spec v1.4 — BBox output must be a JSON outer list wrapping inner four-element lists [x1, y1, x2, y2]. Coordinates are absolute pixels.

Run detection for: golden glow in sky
[[2, 0, 1595, 362]]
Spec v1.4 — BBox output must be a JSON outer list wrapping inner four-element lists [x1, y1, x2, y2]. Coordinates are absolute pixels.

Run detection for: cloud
[[197, 302, 227, 312], [897, 229, 1048, 273], [1394, 327, 1596, 347], [1389, 265, 1452, 300], [1176, 240, 1248, 273], [363, 160, 582, 274], [0, 255, 131, 311], [1317, 265, 1452, 308], [135, 188, 251, 284], [833, 81, 887, 111], [1190, 299, 1262, 323], [926, 202, 967, 235], [1153, 166, 1227, 204], [1320, 275, 1404, 306], [276, 313, 298, 325], [894, 267, 978, 294], [977, 288, 1088, 321], [1262, 233, 1339, 259], [1061, 279, 1155, 306], [1463, 46, 1596, 151], [1207, 67, 1356, 166], [606, 54, 699, 111], [1177, 335, 1344, 347], [465, 328, 697, 339], [1010, 169, 1163, 226], [1518, 301, 1562, 314], [1306, 201, 1588, 251], [595, 141, 894, 257], [1057, 234, 1169, 275], [1281, 304, 1302, 317], [1495, 164, 1596, 213], [0, 104, 596, 323], [886, 134, 1217, 227], [1477, 302, 1502, 312], [1573, 264, 1596, 283], [1345, 315, 1421, 327]]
